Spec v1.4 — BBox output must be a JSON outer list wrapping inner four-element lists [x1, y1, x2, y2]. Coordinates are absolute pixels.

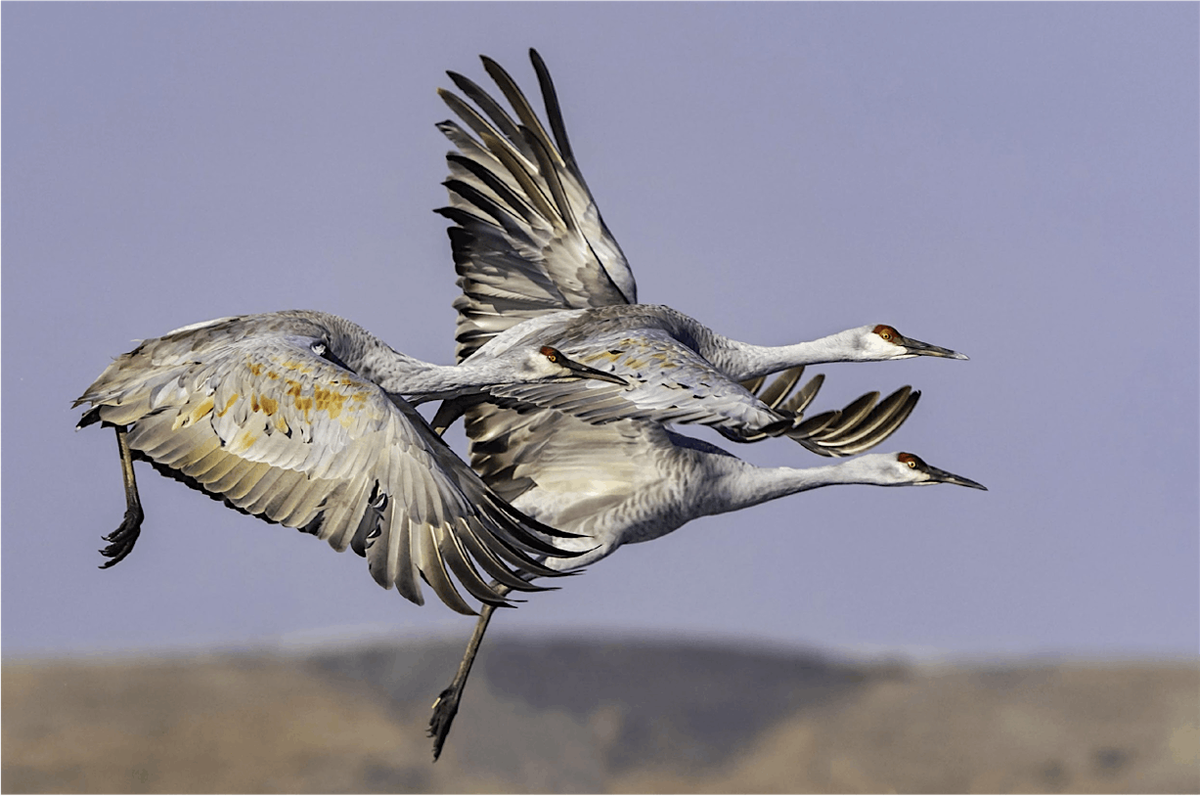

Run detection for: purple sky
[[4, 4, 1197, 661]]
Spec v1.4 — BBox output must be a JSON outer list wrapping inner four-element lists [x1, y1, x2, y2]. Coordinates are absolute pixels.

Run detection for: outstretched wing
[[480, 324, 791, 437], [76, 315, 579, 615], [439, 49, 636, 361]]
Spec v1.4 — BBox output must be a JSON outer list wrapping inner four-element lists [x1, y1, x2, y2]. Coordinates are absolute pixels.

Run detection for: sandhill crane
[[436, 51, 968, 378], [75, 308, 643, 613], [427, 369, 984, 758], [424, 51, 985, 759]]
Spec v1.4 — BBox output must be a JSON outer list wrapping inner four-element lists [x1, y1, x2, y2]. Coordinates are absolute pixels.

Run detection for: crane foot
[[98, 504, 144, 569], [428, 684, 462, 761]]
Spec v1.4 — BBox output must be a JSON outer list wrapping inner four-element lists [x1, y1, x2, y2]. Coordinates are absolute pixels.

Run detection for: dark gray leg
[[428, 581, 513, 761], [98, 425, 144, 568]]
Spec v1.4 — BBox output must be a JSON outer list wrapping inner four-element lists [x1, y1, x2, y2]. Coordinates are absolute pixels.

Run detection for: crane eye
[[898, 452, 920, 469], [873, 324, 899, 342], [539, 345, 560, 363]]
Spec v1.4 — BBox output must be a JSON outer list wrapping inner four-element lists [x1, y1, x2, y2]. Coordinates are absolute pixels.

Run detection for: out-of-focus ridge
[[3, 637, 1197, 794]]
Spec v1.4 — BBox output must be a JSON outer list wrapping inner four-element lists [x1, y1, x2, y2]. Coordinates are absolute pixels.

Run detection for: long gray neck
[[704, 329, 869, 381], [634, 307, 869, 381], [359, 347, 506, 399], [713, 460, 879, 515], [311, 313, 491, 399]]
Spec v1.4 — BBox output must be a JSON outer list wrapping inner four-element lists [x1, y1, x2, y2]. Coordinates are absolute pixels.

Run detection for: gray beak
[[560, 356, 629, 386], [926, 464, 988, 490], [900, 335, 969, 361]]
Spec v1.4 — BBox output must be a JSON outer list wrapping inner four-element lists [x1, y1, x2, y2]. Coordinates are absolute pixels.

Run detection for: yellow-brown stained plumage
[[313, 385, 347, 419], [582, 350, 622, 364], [215, 394, 239, 417], [293, 395, 314, 418], [227, 427, 258, 455], [281, 379, 313, 419], [279, 359, 314, 374], [172, 397, 215, 431]]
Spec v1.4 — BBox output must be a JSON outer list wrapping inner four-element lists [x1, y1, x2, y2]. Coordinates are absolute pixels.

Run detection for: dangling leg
[[98, 425, 144, 568], [428, 581, 513, 761]]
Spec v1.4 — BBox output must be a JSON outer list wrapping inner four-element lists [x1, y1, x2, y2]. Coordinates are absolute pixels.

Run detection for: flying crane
[[76, 309, 628, 613], [424, 50, 985, 759]]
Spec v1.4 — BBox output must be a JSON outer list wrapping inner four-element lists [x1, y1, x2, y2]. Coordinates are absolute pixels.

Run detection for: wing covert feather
[[482, 325, 790, 436]]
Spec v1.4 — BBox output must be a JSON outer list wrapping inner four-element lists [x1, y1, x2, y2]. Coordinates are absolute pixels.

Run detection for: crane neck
[[713, 329, 871, 381], [359, 348, 499, 399], [601, 307, 869, 381], [277, 310, 508, 400], [716, 460, 883, 514]]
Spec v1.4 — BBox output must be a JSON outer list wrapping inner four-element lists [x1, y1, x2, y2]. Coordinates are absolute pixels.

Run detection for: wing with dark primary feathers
[[438, 49, 636, 362], [75, 311, 584, 616], [735, 367, 921, 456]]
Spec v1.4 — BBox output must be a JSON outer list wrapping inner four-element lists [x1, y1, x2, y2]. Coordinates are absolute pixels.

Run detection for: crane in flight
[[75, 309, 634, 614], [428, 367, 984, 758], [436, 52, 968, 383], [424, 50, 985, 759]]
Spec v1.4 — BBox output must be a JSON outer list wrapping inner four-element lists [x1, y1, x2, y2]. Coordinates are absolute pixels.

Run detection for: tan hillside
[[4, 638, 1197, 793]]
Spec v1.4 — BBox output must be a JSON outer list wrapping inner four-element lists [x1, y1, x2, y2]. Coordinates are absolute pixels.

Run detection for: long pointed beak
[[900, 335, 969, 361], [559, 356, 629, 386], [927, 465, 988, 490]]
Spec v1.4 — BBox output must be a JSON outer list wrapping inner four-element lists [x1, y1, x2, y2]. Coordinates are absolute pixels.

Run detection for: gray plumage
[[75, 309, 645, 615], [470, 305, 796, 437], [437, 53, 968, 378], [426, 50, 984, 759]]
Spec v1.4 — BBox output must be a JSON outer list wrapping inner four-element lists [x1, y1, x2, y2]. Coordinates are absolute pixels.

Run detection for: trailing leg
[[98, 425, 144, 568], [428, 582, 512, 760]]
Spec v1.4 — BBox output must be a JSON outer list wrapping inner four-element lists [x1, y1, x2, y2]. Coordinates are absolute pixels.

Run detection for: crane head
[[523, 345, 629, 385], [851, 325, 969, 361], [878, 452, 987, 489]]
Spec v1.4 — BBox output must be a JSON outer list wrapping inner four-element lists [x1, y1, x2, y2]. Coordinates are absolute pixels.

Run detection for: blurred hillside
[[3, 637, 1197, 793]]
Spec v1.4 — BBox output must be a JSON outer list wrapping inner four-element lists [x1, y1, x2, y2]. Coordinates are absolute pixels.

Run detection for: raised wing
[[76, 318, 579, 615], [439, 49, 636, 361], [735, 367, 922, 457]]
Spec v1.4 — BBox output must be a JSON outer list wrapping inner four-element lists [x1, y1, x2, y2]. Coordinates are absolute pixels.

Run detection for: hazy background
[[3, 3, 1197, 663]]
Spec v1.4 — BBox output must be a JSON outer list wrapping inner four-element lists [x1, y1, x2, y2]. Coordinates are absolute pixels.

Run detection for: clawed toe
[[98, 505, 144, 569]]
